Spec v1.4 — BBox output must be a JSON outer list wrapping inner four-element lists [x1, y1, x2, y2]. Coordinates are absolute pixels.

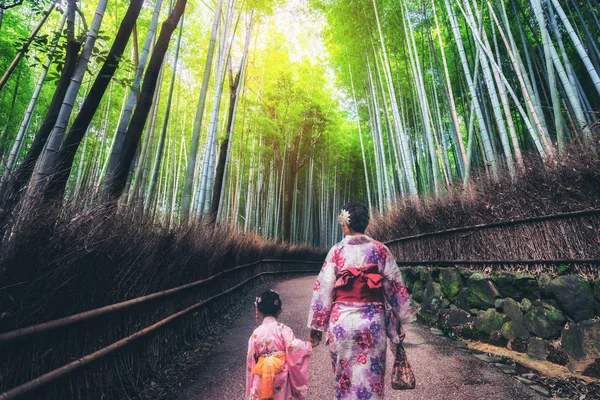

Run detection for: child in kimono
[[246, 290, 312, 400]]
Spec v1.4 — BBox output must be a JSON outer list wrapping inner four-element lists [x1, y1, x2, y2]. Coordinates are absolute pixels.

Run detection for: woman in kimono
[[308, 202, 413, 400], [247, 290, 313, 400]]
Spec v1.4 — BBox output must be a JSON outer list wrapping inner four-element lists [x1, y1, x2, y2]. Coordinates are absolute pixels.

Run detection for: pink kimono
[[308, 234, 413, 400], [246, 316, 312, 399]]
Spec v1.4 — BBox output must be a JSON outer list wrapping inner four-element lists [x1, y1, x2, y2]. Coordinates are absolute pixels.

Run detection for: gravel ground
[[176, 275, 544, 400]]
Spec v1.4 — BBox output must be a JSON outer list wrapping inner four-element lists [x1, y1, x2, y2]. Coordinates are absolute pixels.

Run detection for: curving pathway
[[177, 275, 543, 399]]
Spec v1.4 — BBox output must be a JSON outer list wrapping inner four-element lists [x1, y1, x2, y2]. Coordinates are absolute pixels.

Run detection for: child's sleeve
[[282, 325, 312, 399], [307, 246, 337, 332], [246, 334, 256, 398]]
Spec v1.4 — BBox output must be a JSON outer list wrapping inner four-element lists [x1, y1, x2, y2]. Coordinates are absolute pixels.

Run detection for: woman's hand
[[396, 319, 406, 342], [309, 329, 322, 347]]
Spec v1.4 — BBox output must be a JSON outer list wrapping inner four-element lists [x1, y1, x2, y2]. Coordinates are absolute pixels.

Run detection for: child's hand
[[309, 329, 322, 347]]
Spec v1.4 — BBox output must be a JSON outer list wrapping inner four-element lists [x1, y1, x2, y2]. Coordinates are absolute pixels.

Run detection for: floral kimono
[[246, 317, 312, 400], [308, 234, 413, 400]]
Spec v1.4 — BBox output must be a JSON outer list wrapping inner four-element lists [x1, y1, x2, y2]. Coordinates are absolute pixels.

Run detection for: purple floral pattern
[[308, 235, 413, 399]]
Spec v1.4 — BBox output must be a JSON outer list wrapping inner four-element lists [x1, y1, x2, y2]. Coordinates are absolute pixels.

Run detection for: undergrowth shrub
[[368, 144, 600, 241], [0, 198, 325, 332]]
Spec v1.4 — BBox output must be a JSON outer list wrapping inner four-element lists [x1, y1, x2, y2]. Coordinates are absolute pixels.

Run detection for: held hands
[[309, 329, 322, 348]]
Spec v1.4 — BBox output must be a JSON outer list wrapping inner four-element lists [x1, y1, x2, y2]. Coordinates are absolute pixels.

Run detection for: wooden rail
[[0, 259, 321, 343], [383, 208, 600, 245], [0, 267, 318, 400], [395, 259, 600, 266]]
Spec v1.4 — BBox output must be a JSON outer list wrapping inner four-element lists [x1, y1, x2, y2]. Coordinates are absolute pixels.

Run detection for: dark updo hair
[[256, 290, 282, 317], [342, 202, 370, 233]]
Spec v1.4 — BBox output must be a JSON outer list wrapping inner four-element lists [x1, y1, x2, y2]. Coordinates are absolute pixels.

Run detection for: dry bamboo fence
[[385, 208, 600, 277], [0, 259, 322, 400]]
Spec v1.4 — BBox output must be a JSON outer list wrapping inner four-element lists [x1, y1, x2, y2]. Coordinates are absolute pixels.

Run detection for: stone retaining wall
[[402, 267, 600, 378]]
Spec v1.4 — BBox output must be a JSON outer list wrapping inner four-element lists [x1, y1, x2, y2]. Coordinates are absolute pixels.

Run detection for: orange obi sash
[[334, 264, 384, 303], [252, 351, 286, 399]]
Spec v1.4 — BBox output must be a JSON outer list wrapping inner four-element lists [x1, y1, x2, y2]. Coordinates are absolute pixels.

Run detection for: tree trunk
[[181, 0, 224, 221], [31, 0, 109, 195], [144, 10, 185, 214], [103, 0, 188, 199], [211, 14, 253, 222], [44, 0, 145, 200], [106, 0, 164, 179], [4, 13, 67, 175], [0, 0, 79, 203]]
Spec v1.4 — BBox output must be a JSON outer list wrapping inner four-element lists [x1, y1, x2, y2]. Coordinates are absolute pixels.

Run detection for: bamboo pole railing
[[383, 208, 600, 245], [395, 259, 600, 266], [0, 267, 319, 400], [0, 259, 322, 343]]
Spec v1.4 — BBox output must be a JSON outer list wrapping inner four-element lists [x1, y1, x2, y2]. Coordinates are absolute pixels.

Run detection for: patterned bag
[[391, 341, 416, 390]]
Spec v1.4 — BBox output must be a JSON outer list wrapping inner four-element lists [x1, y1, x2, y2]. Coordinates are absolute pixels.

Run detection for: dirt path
[[177, 275, 543, 399]]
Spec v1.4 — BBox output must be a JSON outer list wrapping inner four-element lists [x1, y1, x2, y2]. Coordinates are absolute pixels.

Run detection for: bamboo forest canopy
[[0, 0, 598, 246]]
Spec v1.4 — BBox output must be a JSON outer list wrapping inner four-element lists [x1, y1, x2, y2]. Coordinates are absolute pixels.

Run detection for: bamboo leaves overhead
[[0, 0, 599, 247]]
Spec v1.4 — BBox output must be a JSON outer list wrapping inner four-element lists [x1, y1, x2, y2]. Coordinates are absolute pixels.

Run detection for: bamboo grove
[[0, 0, 598, 246], [320, 0, 600, 202]]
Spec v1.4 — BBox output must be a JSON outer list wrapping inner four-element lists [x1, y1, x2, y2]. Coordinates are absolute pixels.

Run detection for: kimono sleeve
[[307, 246, 337, 332], [282, 325, 312, 399], [246, 333, 256, 399], [380, 243, 414, 325]]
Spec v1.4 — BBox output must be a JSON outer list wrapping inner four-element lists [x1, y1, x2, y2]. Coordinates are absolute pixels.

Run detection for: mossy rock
[[520, 298, 533, 314], [463, 273, 500, 309], [498, 299, 530, 343], [416, 266, 432, 283], [547, 342, 569, 366], [430, 268, 441, 282], [538, 274, 554, 298], [488, 331, 507, 347], [492, 273, 539, 301], [527, 337, 549, 360], [459, 324, 485, 340], [511, 337, 529, 353], [501, 320, 530, 342], [495, 298, 520, 321], [583, 360, 600, 378], [440, 308, 472, 327], [546, 276, 595, 322], [474, 308, 506, 335], [412, 280, 425, 303], [561, 319, 600, 378], [417, 311, 434, 324], [421, 281, 443, 313], [439, 268, 463, 302], [401, 268, 420, 292], [524, 301, 566, 339]]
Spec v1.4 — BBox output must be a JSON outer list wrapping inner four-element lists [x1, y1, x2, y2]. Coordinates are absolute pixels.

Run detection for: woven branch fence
[[0, 260, 322, 400], [384, 209, 600, 277]]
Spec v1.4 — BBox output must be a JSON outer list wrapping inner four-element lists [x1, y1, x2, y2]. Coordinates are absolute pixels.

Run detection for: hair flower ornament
[[337, 209, 351, 226]]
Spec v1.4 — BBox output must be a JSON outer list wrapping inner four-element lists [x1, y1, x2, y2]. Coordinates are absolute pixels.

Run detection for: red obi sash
[[334, 264, 384, 303]]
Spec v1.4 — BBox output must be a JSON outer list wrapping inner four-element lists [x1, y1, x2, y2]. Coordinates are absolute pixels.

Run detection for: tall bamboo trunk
[[31, 0, 109, 194], [145, 10, 185, 214], [106, 0, 165, 179], [180, 0, 224, 221], [103, 0, 189, 199], [4, 12, 67, 175]]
